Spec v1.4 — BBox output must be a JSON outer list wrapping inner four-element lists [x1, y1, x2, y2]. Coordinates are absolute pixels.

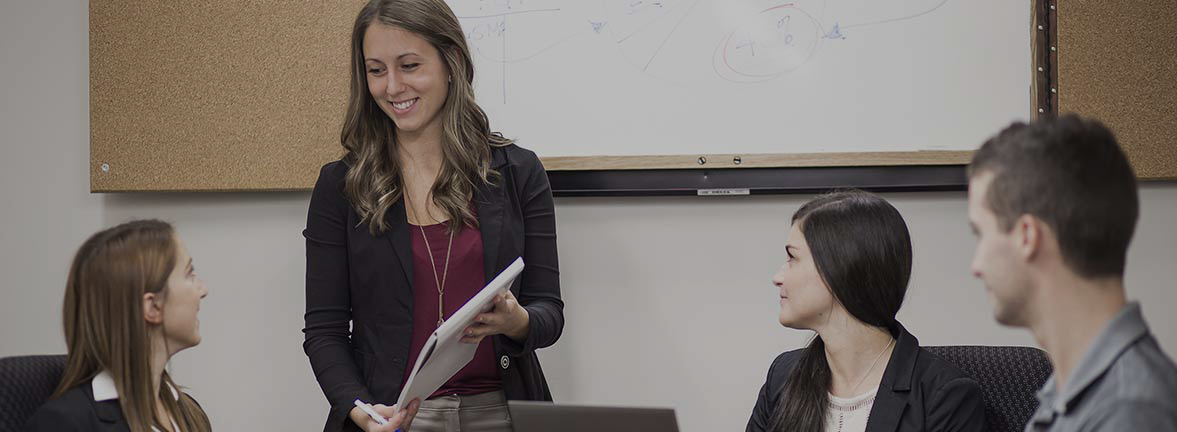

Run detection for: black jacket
[[747, 323, 984, 432], [25, 380, 129, 432], [24, 379, 198, 432], [302, 144, 563, 432]]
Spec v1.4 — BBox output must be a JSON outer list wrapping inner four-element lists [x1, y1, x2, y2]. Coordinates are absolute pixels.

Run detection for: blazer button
[[500, 355, 510, 370]]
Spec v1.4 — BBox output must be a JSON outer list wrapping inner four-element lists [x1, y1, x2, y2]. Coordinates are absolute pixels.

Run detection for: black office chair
[[924, 345, 1052, 432], [0, 355, 67, 431]]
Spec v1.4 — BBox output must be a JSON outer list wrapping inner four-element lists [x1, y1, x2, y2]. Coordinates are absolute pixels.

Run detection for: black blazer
[[23, 379, 199, 432], [747, 323, 984, 432], [302, 144, 563, 432]]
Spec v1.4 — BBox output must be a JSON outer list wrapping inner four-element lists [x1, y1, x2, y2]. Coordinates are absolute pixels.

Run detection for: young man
[[967, 114, 1177, 431]]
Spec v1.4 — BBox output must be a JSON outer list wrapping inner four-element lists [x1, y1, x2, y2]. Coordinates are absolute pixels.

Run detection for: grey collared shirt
[[1027, 302, 1177, 431]]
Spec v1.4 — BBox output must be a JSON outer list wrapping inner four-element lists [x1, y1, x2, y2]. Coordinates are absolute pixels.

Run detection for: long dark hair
[[770, 190, 912, 432]]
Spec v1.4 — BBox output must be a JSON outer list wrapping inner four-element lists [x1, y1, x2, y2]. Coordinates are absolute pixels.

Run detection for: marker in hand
[[354, 399, 390, 426]]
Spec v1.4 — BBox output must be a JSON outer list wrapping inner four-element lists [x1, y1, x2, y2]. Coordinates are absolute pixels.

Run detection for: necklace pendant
[[437, 317, 445, 328]]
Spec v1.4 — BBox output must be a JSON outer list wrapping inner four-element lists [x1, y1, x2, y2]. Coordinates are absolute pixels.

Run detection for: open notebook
[[395, 257, 524, 409]]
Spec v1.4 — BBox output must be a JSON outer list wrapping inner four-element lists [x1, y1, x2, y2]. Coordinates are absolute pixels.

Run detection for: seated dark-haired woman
[[747, 190, 984, 432]]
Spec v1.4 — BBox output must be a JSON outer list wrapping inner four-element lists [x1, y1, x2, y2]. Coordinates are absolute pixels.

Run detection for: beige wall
[[3, 1, 1175, 431]]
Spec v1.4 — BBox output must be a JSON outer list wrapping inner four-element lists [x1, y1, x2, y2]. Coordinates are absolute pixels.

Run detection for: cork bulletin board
[[90, 1, 365, 191], [1033, 0, 1177, 180]]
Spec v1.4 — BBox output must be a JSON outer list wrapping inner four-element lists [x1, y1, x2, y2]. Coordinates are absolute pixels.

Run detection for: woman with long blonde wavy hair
[[25, 220, 212, 432], [302, 1, 564, 431]]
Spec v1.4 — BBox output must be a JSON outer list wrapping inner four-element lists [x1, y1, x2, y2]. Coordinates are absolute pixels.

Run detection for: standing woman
[[747, 191, 984, 432], [302, 1, 563, 431], [25, 220, 212, 432]]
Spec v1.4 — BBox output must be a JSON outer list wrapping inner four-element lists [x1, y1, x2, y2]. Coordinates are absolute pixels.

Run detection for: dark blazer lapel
[[82, 381, 124, 426], [476, 150, 510, 281], [476, 181, 505, 282], [866, 324, 920, 432], [95, 400, 124, 425], [385, 198, 414, 296], [867, 382, 909, 432]]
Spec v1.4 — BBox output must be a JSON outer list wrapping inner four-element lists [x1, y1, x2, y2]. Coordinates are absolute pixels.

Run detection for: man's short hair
[[968, 114, 1139, 278]]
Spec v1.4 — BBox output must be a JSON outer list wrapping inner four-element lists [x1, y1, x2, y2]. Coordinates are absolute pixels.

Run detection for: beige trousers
[[409, 391, 512, 432]]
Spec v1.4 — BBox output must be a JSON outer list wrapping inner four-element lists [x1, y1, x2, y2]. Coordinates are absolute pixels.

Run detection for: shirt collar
[[1035, 302, 1149, 415], [91, 369, 181, 402]]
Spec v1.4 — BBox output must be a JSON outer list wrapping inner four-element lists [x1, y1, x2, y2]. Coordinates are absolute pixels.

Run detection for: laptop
[[508, 401, 679, 432]]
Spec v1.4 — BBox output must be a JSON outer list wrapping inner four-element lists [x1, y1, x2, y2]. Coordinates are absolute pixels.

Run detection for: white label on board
[[697, 189, 751, 196]]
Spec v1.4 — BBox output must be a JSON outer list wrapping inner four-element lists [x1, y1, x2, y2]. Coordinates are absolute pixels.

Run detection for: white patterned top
[[824, 388, 878, 432]]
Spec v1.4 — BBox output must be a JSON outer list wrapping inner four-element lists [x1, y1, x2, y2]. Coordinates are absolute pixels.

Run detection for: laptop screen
[[508, 401, 679, 432]]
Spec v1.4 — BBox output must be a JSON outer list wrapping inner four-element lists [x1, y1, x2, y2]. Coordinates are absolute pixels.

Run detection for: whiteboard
[[449, 0, 1031, 161]]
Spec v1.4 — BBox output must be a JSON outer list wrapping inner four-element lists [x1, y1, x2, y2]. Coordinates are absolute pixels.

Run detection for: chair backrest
[[0, 355, 67, 430], [924, 345, 1052, 432]]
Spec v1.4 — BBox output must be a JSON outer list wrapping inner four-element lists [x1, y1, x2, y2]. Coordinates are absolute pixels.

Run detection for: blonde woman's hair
[[342, 0, 512, 234], [54, 220, 211, 432]]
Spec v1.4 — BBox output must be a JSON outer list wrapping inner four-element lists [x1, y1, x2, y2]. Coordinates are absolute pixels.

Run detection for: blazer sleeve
[[497, 149, 564, 356], [747, 353, 789, 432], [925, 376, 986, 432], [302, 162, 373, 431]]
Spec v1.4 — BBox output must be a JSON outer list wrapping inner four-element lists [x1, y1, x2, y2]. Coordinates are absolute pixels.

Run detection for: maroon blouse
[[401, 220, 502, 397]]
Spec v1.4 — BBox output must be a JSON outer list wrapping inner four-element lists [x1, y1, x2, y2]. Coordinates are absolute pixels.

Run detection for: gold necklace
[[407, 195, 453, 328], [850, 338, 895, 395]]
